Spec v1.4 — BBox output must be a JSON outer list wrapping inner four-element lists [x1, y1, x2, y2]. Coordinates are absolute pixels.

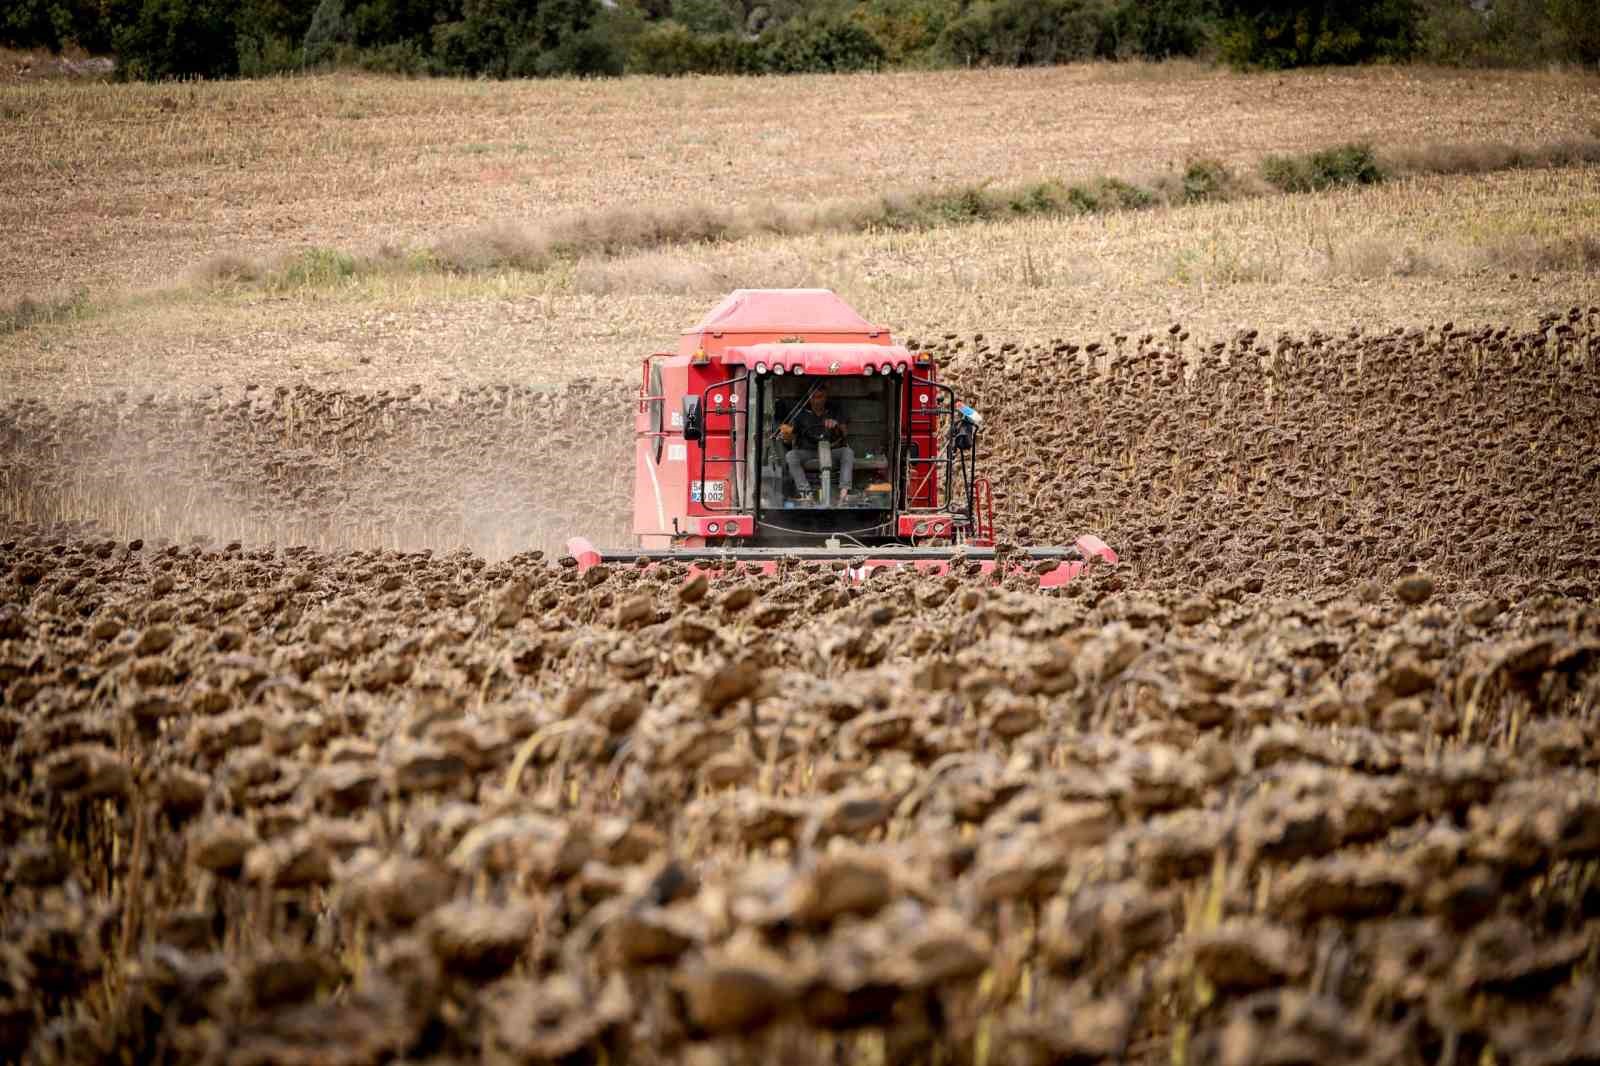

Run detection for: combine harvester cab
[[567, 289, 1116, 587]]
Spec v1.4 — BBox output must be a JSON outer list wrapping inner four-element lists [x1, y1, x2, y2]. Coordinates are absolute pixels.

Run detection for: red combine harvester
[[566, 289, 1117, 586]]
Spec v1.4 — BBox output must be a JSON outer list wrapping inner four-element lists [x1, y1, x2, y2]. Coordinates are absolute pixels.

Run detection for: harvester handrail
[[972, 477, 996, 544], [694, 370, 750, 514], [638, 352, 672, 412], [901, 374, 980, 530]]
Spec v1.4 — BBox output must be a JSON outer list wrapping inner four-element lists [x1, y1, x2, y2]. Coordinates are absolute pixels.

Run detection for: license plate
[[691, 480, 726, 503]]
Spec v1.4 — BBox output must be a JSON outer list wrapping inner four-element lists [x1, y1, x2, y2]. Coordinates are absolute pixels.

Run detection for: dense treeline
[[3, 0, 1597, 80]]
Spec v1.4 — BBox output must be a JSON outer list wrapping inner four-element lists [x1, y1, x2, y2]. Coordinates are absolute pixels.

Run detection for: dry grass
[[4, 163, 1595, 400], [3, 63, 1598, 302]]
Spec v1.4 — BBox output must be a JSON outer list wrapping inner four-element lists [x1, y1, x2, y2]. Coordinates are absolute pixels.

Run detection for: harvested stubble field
[[4, 64, 1600, 400], [6, 64, 1599, 297], [3, 306, 1600, 1065], [6, 162, 1600, 400]]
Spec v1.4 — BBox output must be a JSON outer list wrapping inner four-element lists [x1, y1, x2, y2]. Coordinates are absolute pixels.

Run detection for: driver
[[780, 382, 854, 502]]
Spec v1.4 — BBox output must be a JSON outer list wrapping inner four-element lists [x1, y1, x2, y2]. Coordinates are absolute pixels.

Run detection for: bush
[[1180, 157, 1232, 201], [432, 0, 520, 75], [521, 22, 628, 75], [851, 0, 958, 64], [237, 32, 302, 74], [628, 21, 759, 74], [2, 0, 117, 52], [1218, 0, 1421, 68], [346, 0, 449, 50], [1009, 180, 1068, 215], [669, 0, 737, 34], [355, 36, 428, 72], [274, 247, 358, 289], [302, 0, 350, 65], [759, 11, 886, 72], [114, 0, 242, 79], [937, 0, 1116, 67], [1261, 143, 1383, 192], [1094, 176, 1153, 208], [1107, 0, 1214, 59], [1548, 0, 1600, 65], [1418, 0, 1600, 67]]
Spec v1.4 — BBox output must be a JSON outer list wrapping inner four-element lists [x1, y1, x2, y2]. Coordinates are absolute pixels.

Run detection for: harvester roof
[[687, 289, 884, 335]]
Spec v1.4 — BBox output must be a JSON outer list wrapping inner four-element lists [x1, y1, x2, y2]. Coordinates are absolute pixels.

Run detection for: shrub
[[522, 22, 628, 75], [114, 0, 242, 79], [2, 0, 117, 52], [355, 37, 428, 73], [429, 0, 611, 77], [1009, 180, 1067, 215], [926, 185, 996, 223], [1, 289, 91, 335], [669, 0, 737, 34], [432, 1, 520, 76], [303, 0, 350, 65], [1262, 143, 1383, 192], [275, 247, 358, 288], [852, 0, 959, 64], [1419, 0, 1600, 67], [1548, 0, 1600, 65], [937, 0, 1116, 67], [1181, 158, 1232, 201], [346, 0, 449, 50], [1065, 184, 1100, 212], [1107, 0, 1214, 59], [237, 32, 302, 74], [1217, 0, 1421, 69], [759, 11, 886, 73], [1094, 176, 1153, 208], [628, 21, 759, 74]]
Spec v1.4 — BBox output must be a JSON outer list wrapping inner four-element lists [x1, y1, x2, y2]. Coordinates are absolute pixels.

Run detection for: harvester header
[[567, 289, 1116, 586]]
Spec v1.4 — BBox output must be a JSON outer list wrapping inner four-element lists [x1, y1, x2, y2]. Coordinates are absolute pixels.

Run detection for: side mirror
[[682, 395, 702, 442]]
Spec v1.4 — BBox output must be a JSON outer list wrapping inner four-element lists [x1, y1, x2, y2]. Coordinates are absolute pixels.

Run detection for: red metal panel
[[897, 514, 956, 538], [723, 343, 908, 376], [689, 289, 883, 335], [904, 375, 940, 508]]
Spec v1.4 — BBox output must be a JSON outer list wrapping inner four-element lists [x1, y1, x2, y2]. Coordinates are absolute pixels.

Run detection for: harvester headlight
[[791, 363, 804, 374], [706, 521, 720, 534], [774, 364, 785, 375], [898, 360, 910, 372], [755, 361, 768, 374], [918, 392, 929, 405], [914, 522, 928, 535], [864, 365, 874, 376], [713, 392, 724, 405]]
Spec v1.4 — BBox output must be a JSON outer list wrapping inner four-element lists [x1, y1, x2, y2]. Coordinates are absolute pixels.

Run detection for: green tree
[[671, 0, 738, 34], [2, 0, 118, 51], [346, 0, 455, 50], [235, 0, 317, 72], [1547, 0, 1600, 64], [433, 0, 537, 74], [1110, 0, 1215, 58], [938, 0, 1116, 67], [302, 0, 350, 64], [114, 0, 239, 77], [1217, 0, 1421, 67], [760, 9, 885, 71]]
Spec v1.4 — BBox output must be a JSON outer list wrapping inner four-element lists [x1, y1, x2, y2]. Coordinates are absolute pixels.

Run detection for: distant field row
[[3, 64, 1598, 300], [4, 163, 1596, 400]]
